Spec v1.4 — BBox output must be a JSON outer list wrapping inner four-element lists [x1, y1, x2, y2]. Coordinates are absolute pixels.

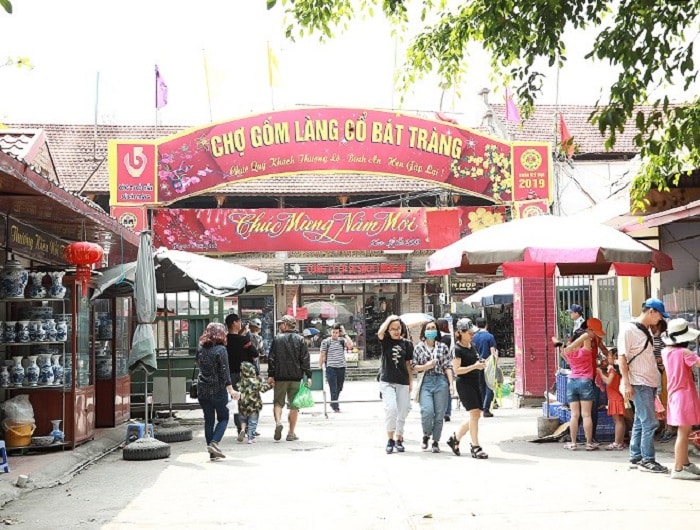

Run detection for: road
[[0, 381, 697, 529]]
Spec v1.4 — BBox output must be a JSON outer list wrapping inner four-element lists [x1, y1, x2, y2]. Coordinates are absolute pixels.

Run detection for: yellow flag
[[267, 42, 280, 88]]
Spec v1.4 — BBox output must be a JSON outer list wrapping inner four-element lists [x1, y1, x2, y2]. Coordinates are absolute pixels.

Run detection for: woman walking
[[196, 322, 240, 460], [412, 320, 453, 453], [377, 314, 414, 454], [447, 318, 488, 459]]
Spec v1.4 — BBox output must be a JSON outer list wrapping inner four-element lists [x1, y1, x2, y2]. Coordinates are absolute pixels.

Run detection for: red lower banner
[[153, 207, 463, 253]]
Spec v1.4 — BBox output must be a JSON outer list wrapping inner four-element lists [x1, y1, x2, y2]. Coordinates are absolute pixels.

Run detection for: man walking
[[472, 317, 498, 417], [319, 323, 349, 413], [267, 315, 312, 441], [225, 313, 258, 433], [618, 298, 669, 473]]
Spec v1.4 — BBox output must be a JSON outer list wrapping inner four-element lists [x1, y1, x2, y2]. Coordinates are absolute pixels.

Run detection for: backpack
[[627, 322, 653, 366]]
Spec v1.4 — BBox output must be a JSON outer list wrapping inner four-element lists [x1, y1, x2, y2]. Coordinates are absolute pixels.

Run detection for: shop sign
[[513, 199, 550, 218], [5, 217, 67, 263], [110, 205, 149, 232], [512, 143, 552, 202], [153, 207, 460, 252], [450, 280, 484, 294], [284, 262, 412, 284], [110, 107, 514, 206]]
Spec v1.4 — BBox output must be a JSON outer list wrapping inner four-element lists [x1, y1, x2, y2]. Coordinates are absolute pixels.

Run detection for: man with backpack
[[618, 298, 670, 474], [319, 323, 350, 413]]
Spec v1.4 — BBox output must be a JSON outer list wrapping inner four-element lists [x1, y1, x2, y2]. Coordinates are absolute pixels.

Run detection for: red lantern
[[63, 241, 104, 293]]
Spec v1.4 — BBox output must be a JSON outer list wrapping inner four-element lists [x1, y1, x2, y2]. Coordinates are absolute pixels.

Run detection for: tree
[[269, 0, 700, 212]]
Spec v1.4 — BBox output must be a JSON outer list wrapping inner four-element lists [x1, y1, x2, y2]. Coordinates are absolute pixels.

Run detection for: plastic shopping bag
[[291, 382, 315, 409]]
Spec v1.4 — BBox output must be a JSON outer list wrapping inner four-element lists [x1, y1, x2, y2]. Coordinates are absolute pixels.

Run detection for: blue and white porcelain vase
[[50, 419, 64, 443], [0, 259, 29, 299], [38, 354, 54, 385], [47, 271, 66, 298], [55, 320, 68, 342], [0, 365, 10, 387], [51, 354, 64, 385], [25, 355, 40, 386], [28, 271, 47, 299], [11, 356, 25, 387], [16, 320, 30, 343]]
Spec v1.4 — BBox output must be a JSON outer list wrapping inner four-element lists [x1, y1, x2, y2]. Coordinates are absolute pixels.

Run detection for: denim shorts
[[566, 377, 594, 402]]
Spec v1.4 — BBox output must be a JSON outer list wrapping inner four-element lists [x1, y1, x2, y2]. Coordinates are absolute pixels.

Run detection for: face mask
[[425, 330, 438, 340]]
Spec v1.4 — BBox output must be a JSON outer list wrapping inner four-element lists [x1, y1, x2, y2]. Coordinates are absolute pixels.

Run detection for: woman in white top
[[412, 320, 453, 453]]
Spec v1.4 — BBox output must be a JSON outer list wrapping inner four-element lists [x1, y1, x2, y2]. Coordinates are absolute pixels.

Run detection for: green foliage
[[271, 0, 700, 211], [0, 0, 12, 14]]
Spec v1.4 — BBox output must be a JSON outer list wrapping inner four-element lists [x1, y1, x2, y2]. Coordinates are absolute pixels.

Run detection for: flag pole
[[267, 41, 276, 110], [93, 72, 100, 160], [203, 49, 213, 122]]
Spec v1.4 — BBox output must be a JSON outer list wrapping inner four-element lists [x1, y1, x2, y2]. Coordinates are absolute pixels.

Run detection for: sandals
[[605, 442, 627, 451], [446, 434, 460, 456], [585, 442, 599, 451], [563, 442, 577, 451], [470, 444, 488, 459]]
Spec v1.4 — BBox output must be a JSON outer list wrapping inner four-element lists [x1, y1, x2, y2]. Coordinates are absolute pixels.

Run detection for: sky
[[0, 1, 696, 128]]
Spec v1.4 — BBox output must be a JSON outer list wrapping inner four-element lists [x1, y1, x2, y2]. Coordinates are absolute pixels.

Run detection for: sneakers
[[629, 456, 642, 468], [246, 437, 256, 444], [386, 439, 395, 454], [421, 435, 430, 451], [431, 441, 440, 453], [237, 430, 246, 443], [638, 460, 669, 474], [671, 468, 700, 480], [684, 462, 700, 475], [444, 415, 451, 422], [207, 441, 225, 459], [483, 411, 494, 418], [274, 423, 283, 441], [286, 433, 299, 441], [395, 439, 405, 452]]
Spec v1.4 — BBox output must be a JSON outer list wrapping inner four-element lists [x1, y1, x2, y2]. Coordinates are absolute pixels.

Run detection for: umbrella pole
[[544, 264, 550, 418], [162, 273, 173, 419], [143, 367, 150, 437]]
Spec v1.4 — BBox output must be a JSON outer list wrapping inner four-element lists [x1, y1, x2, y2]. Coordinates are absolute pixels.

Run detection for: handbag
[[413, 371, 425, 403], [189, 359, 198, 399]]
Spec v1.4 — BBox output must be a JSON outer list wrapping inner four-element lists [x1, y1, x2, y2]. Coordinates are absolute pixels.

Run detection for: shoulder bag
[[189, 356, 199, 399]]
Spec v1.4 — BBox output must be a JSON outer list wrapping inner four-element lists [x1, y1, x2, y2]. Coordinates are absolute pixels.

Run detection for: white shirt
[[617, 321, 658, 387]]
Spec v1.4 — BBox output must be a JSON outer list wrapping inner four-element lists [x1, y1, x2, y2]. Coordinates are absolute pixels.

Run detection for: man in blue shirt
[[471, 317, 498, 417]]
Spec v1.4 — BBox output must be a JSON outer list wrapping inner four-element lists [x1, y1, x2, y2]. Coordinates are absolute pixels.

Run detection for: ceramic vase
[[0, 259, 29, 298], [55, 320, 68, 342], [28, 271, 47, 299], [44, 319, 57, 341], [4, 321, 16, 343], [47, 271, 66, 298], [51, 354, 64, 385], [16, 320, 30, 343], [38, 354, 54, 385], [29, 320, 45, 342], [50, 419, 64, 443], [0, 365, 10, 387], [11, 356, 24, 386], [25, 355, 39, 386]]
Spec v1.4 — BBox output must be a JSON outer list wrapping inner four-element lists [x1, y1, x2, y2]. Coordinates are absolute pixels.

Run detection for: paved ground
[[0, 381, 697, 529]]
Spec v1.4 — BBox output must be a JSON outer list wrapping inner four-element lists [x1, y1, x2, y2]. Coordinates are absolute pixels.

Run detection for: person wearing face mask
[[412, 320, 454, 453]]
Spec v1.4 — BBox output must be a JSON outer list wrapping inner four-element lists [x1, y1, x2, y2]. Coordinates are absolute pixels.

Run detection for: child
[[237, 361, 272, 444], [597, 349, 626, 450], [660, 318, 700, 480]]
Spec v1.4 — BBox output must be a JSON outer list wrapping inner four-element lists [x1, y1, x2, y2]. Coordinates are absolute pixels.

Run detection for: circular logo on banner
[[118, 212, 138, 230], [521, 204, 545, 218], [520, 149, 542, 171]]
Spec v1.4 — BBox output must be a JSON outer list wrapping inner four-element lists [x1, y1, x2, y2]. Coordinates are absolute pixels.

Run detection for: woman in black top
[[446, 318, 488, 459], [377, 314, 414, 454], [197, 322, 240, 460]]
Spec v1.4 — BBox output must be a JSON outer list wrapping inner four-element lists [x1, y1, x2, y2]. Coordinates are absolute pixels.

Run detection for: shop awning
[[0, 150, 139, 265]]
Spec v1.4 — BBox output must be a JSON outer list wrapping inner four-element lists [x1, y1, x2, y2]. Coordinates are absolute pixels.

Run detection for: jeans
[[199, 392, 230, 445], [419, 373, 449, 442], [479, 371, 495, 411], [630, 384, 659, 462], [326, 366, 346, 411], [379, 382, 411, 436], [240, 411, 260, 439]]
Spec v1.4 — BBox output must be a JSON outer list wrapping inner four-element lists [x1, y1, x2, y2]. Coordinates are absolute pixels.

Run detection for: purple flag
[[505, 88, 521, 123], [155, 65, 168, 109]]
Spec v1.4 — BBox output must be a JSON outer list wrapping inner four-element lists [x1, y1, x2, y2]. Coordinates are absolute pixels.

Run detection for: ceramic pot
[[29, 320, 46, 342], [4, 321, 16, 343], [38, 354, 54, 385], [28, 271, 47, 299], [47, 271, 66, 298], [43, 319, 57, 341], [0, 259, 29, 298], [51, 354, 64, 385], [55, 320, 68, 342], [11, 356, 24, 386], [0, 365, 10, 387], [16, 320, 30, 343], [50, 419, 64, 443]]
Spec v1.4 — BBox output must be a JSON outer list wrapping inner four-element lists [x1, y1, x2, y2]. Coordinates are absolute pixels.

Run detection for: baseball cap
[[276, 315, 297, 328], [249, 318, 262, 329], [586, 318, 605, 338], [455, 318, 478, 333], [643, 297, 670, 318], [568, 304, 583, 314]]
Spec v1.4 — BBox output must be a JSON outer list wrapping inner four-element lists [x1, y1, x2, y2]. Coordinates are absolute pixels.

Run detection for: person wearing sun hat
[[660, 318, 700, 480], [618, 297, 670, 474]]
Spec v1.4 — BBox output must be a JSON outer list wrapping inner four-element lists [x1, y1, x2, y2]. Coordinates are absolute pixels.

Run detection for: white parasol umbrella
[[399, 312, 435, 327], [463, 278, 514, 307]]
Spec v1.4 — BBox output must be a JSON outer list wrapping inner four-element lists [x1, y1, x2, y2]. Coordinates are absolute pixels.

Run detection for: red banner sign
[[110, 205, 148, 233], [152, 207, 462, 253], [110, 108, 515, 206], [512, 143, 552, 202]]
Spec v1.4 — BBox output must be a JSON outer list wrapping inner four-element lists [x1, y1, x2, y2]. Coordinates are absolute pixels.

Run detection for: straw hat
[[662, 318, 700, 345]]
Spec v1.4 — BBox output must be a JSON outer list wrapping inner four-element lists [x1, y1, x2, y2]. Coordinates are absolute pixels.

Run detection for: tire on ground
[[154, 426, 193, 443], [122, 438, 171, 461]]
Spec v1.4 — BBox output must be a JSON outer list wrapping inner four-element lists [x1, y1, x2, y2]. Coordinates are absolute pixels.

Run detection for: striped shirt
[[320, 337, 347, 368], [617, 321, 659, 387]]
